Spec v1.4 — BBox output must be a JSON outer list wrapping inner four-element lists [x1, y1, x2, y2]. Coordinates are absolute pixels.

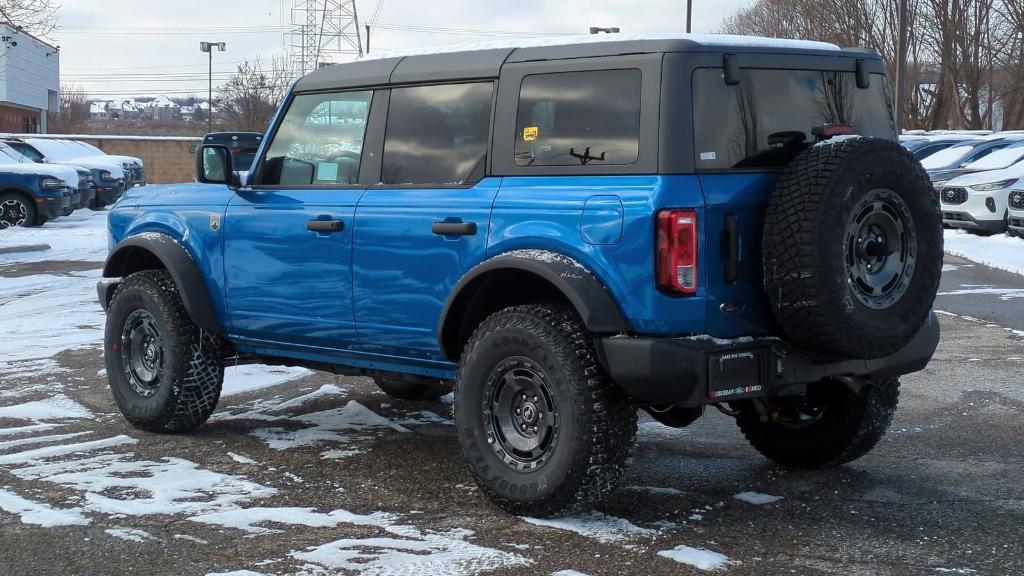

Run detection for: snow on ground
[[944, 230, 1024, 277], [937, 286, 1024, 300], [657, 545, 734, 571], [0, 395, 94, 421], [104, 528, 154, 542], [221, 364, 314, 397], [0, 487, 89, 527], [521, 512, 657, 544], [251, 400, 410, 451], [0, 209, 108, 264], [733, 491, 783, 505], [552, 571, 592, 576]]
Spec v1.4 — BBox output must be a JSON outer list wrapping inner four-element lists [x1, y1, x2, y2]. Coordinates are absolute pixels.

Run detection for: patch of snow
[[0, 423, 61, 436], [938, 286, 1024, 300], [944, 230, 1024, 277], [320, 448, 362, 460], [0, 209, 108, 265], [942, 264, 958, 272], [227, 452, 258, 465], [205, 571, 266, 576], [175, 534, 209, 545], [0, 435, 136, 465], [189, 506, 394, 535], [623, 485, 685, 496], [814, 134, 863, 146], [0, 431, 92, 451], [933, 569, 977, 574], [520, 512, 657, 544], [221, 364, 313, 397], [657, 545, 734, 571], [363, 33, 840, 61], [552, 571, 591, 576], [105, 528, 153, 542], [0, 487, 89, 527], [734, 491, 783, 505], [0, 394, 95, 421], [250, 400, 408, 450], [213, 384, 346, 422]]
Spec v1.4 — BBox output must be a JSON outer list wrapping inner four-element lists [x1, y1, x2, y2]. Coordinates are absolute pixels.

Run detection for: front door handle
[[307, 219, 345, 233], [432, 221, 477, 236]]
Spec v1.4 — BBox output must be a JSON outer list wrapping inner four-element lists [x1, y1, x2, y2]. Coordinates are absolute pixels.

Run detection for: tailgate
[[699, 173, 779, 338]]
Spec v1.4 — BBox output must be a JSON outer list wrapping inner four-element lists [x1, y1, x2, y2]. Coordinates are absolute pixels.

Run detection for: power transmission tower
[[288, 0, 363, 78]]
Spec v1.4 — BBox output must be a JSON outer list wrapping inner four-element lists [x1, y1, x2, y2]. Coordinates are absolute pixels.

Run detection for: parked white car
[[937, 160, 1024, 234], [2, 138, 127, 207], [24, 139, 144, 188], [1007, 187, 1024, 237]]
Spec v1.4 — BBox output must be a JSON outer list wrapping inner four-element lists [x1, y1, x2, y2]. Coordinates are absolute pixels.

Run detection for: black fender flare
[[437, 249, 631, 359], [100, 233, 222, 333]]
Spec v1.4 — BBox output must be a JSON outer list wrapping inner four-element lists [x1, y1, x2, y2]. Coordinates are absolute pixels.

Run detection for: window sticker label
[[699, 151, 717, 161], [523, 126, 539, 142], [317, 162, 339, 182]]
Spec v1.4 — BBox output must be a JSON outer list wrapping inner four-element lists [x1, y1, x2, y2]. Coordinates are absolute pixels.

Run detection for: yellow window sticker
[[523, 126, 539, 141]]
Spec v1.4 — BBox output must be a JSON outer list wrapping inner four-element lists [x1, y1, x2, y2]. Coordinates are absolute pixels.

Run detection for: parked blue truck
[[98, 35, 943, 515]]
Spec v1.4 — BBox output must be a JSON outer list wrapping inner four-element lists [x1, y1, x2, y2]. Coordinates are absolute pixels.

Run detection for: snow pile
[[521, 512, 657, 544], [733, 491, 783, 505], [657, 545, 734, 571], [250, 400, 409, 451], [0, 395, 94, 421], [944, 230, 1024, 277]]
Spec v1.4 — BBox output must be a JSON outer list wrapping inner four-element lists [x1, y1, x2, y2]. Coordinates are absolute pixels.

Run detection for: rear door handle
[[432, 221, 477, 236], [307, 219, 345, 233]]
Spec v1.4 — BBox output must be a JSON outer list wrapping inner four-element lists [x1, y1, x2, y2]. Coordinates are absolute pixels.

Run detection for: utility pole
[[199, 41, 226, 134], [894, 0, 908, 132], [686, 0, 693, 33]]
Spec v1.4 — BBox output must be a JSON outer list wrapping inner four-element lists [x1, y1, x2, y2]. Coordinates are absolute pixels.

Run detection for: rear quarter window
[[692, 68, 895, 171], [515, 69, 641, 167]]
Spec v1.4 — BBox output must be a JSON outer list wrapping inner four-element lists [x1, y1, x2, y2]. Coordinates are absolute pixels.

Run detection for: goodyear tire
[[763, 137, 942, 360], [104, 270, 223, 433], [454, 304, 637, 517], [375, 374, 452, 401], [736, 377, 900, 468]]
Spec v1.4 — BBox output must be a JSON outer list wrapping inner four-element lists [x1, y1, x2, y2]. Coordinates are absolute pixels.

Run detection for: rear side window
[[381, 82, 493, 186], [692, 69, 894, 171], [515, 69, 641, 167], [261, 90, 372, 187]]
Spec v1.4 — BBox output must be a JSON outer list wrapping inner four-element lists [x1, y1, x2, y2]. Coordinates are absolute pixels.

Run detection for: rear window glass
[[692, 69, 894, 171], [515, 69, 641, 167]]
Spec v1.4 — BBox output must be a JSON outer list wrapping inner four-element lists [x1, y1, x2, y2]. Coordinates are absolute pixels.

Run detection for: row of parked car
[[0, 137, 145, 229], [901, 130, 1024, 236]]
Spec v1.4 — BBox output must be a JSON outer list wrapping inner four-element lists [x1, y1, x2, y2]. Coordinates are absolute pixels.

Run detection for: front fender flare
[[437, 249, 631, 359], [101, 233, 221, 333]]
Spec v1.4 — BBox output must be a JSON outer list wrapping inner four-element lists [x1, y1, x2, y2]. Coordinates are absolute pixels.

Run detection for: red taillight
[[812, 123, 855, 139], [657, 209, 698, 295]]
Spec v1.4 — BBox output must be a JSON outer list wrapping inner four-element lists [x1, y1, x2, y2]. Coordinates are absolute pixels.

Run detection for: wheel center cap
[[521, 402, 538, 423]]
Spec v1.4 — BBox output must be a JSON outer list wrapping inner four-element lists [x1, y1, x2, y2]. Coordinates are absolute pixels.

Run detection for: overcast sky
[[53, 0, 748, 100]]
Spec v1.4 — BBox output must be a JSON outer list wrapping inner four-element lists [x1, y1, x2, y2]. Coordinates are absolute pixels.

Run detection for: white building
[[0, 23, 59, 133]]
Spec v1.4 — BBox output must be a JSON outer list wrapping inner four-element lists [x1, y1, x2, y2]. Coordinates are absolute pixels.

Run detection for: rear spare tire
[[762, 137, 942, 360]]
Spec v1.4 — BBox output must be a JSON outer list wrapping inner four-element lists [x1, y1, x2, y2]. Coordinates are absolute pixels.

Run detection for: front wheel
[[104, 270, 224, 433], [455, 304, 637, 517], [0, 193, 37, 228], [735, 377, 899, 468]]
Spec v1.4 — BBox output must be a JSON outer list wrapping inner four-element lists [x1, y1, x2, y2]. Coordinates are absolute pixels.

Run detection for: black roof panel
[[391, 48, 514, 85], [295, 57, 402, 92]]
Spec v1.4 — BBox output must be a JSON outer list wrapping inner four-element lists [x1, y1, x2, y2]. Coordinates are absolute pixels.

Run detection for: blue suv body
[[99, 36, 943, 515]]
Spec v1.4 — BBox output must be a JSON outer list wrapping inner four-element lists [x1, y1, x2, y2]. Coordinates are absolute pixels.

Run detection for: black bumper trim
[[598, 312, 941, 406], [97, 278, 120, 312]]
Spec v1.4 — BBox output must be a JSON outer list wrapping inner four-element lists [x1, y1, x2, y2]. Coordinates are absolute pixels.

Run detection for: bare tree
[[0, 0, 60, 37], [217, 57, 290, 133], [47, 84, 90, 134]]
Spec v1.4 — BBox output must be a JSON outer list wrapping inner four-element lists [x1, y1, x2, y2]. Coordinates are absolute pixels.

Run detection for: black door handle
[[307, 219, 345, 233], [432, 221, 477, 236]]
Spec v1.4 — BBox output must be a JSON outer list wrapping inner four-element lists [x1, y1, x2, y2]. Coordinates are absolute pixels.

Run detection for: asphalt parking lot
[[0, 211, 1022, 576]]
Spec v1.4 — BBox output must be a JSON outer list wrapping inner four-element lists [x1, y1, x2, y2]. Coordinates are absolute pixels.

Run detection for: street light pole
[[894, 0, 908, 132], [686, 0, 693, 33], [199, 41, 226, 134]]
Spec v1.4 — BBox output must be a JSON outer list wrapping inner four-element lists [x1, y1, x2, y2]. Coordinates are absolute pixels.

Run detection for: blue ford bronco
[[99, 35, 943, 516]]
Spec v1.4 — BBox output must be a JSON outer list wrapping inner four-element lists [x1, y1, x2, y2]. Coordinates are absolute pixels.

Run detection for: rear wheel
[[0, 193, 36, 228], [105, 270, 224, 432], [736, 377, 899, 468], [455, 304, 637, 517]]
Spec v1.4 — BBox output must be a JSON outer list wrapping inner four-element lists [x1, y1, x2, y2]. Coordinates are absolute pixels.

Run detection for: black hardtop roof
[[294, 35, 879, 93]]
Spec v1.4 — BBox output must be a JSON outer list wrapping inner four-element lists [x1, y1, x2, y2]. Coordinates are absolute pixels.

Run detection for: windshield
[[921, 143, 979, 169], [964, 145, 1024, 171]]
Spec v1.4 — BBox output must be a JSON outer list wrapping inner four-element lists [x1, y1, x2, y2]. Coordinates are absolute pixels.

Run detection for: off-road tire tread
[[108, 270, 223, 433], [763, 137, 942, 359], [736, 377, 900, 468], [456, 304, 637, 517]]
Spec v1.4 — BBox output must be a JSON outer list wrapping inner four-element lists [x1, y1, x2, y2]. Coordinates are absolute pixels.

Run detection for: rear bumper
[[598, 312, 941, 406]]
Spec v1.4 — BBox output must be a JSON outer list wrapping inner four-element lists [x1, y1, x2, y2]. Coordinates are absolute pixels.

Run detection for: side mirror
[[196, 144, 233, 185]]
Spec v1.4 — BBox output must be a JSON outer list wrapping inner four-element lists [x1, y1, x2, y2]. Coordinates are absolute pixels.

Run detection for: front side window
[[381, 82, 493, 186], [515, 69, 642, 167], [692, 69, 895, 171], [261, 90, 372, 186]]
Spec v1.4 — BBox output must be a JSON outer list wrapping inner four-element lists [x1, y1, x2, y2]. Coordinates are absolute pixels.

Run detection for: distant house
[[0, 23, 59, 133], [180, 101, 210, 122], [148, 95, 181, 121], [89, 101, 108, 120]]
